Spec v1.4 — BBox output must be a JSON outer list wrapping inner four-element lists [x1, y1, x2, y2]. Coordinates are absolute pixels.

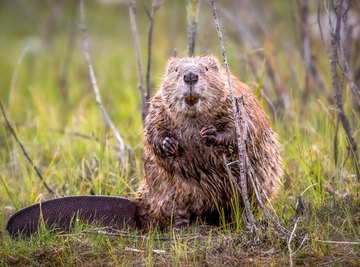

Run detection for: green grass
[[1, 1, 359, 266]]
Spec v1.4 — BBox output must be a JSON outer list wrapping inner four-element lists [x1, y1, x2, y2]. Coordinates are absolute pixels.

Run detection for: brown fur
[[135, 56, 282, 229]]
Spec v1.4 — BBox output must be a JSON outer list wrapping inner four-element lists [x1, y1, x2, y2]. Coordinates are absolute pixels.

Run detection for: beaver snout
[[183, 72, 199, 85]]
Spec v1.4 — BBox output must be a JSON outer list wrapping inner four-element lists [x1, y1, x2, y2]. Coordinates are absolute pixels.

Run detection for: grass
[[0, 1, 359, 266]]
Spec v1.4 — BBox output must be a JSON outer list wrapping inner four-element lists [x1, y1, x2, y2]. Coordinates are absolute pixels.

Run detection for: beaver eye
[[205, 66, 209, 71]]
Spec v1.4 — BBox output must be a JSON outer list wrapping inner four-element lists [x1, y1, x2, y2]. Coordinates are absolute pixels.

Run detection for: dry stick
[[79, 0, 126, 167], [288, 216, 299, 267], [341, 0, 360, 114], [315, 239, 360, 245], [145, 0, 161, 105], [329, 0, 359, 181], [128, 0, 147, 124], [213, 0, 313, 242], [210, 0, 257, 235], [288, 183, 317, 266], [215, 0, 358, 249], [0, 100, 56, 195], [339, 0, 360, 179], [288, 217, 308, 267], [299, 0, 328, 103], [334, 116, 340, 166], [317, 1, 340, 167], [187, 0, 201, 57]]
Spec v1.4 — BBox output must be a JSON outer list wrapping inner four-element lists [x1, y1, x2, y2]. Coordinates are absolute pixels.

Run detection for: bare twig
[[145, 0, 162, 105], [334, 116, 340, 166], [288, 217, 300, 267], [315, 239, 360, 245], [187, 0, 201, 56], [340, 0, 360, 113], [79, 0, 127, 167], [299, 0, 328, 103], [288, 184, 317, 266], [0, 99, 56, 195], [329, 0, 359, 181], [128, 0, 147, 124], [210, 0, 258, 236]]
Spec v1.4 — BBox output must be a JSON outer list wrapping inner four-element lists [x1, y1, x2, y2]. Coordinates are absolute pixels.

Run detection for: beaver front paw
[[162, 137, 178, 156], [200, 125, 218, 146]]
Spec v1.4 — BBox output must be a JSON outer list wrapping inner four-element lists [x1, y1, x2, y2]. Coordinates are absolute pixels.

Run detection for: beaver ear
[[166, 57, 178, 73], [206, 55, 220, 71]]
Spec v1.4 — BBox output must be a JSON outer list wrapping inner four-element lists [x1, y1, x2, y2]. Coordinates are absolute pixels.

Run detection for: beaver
[[135, 55, 282, 229], [6, 55, 282, 237]]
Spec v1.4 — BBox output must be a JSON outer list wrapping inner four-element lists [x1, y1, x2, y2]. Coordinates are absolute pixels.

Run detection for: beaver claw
[[162, 137, 178, 156], [200, 125, 218, 146]]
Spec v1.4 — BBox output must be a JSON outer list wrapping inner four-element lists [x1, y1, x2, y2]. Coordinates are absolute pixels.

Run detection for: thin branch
[[187, 0, 202, 56], [299, 0, 328, 103], [210, 0, 258, 236], [288, 217, 300, 267], [334, 116, 340, 166], [0, 99, 56, 195], [340, 0, 360, 113], [288, 184, 317, 266], [145, 0, 162, 105], [128, 0, 147, 124], [329, 0, 359, 181], [79, 0, 126, 167], [315, 239, 360, 245], [293, 234, 308, 255]]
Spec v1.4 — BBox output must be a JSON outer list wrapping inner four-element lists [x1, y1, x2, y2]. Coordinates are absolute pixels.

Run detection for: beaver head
[[160, 56, 227, 118]]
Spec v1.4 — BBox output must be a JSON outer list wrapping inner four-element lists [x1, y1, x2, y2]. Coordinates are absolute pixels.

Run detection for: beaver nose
[[183, 72, 199, 85]]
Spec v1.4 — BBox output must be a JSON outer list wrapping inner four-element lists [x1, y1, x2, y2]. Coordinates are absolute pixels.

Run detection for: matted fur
[[135, 56, 282, 229]]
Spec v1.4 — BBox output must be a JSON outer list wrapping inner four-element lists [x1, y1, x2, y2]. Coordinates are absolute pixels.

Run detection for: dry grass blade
[[0, 99, 56, 196], [79, 0, 127, 167]]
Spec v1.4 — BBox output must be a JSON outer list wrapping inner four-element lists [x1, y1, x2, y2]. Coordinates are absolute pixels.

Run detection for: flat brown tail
[[6, 196, 137, 238]]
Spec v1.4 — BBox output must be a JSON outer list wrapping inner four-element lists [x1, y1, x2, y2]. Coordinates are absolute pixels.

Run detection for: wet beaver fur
[[135, 55, 282, 229]]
